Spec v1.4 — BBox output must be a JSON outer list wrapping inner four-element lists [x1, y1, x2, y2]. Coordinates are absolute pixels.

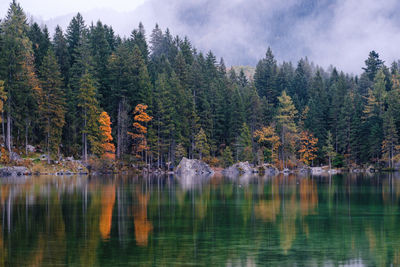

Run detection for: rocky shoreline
[[0, 156, 392, 177]]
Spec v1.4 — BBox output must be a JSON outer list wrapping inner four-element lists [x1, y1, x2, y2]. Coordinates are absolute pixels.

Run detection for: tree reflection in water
[[0, 173, 399, 266]]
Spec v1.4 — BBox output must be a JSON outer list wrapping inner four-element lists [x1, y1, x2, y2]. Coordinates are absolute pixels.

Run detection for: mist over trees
[[1, 0, 400, 169]]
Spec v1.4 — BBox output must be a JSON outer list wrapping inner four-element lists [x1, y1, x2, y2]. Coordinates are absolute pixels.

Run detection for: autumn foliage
[[99, 111, 115, 159], [298, 131, 318, 166], [254, 125, 281, 163], [129, 104, 152, 159]]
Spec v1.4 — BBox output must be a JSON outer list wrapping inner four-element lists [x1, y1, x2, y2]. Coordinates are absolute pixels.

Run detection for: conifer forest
[[1, 0, 400, 170]]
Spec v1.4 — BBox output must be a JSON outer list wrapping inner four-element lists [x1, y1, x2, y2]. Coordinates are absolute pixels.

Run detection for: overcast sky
[[0, 0, 148, 19], [1, 0, 400, 74]]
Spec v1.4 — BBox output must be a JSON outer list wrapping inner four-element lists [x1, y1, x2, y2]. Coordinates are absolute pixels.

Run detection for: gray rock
[[9, 152, 21, 161], [264, 164, 279, 174], [65, 156, 74, 161], [0, 166, 29, 176], [311, 167, 323, 174], [26, 145, 36, 153], [175, 157, 214, 176], [223, 161, 254, 177]]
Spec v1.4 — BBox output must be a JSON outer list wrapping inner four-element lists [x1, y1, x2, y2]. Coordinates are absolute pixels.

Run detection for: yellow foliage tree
[[99, 111, 115, 160], [298, 130, 318, 166], [254, 125, 281, 163], [129, 104, 152, 159]]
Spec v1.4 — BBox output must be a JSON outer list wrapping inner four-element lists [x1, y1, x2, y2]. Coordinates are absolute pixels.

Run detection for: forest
[[1, 0, 400, 170]]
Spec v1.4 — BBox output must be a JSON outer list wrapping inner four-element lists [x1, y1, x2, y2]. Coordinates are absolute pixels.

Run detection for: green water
[[1, 173, 400, 266]]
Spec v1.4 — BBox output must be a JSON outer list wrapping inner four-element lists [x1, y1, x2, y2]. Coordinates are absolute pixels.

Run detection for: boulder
[[26, 145, 36, 153], [175, 157, 214, 176], [223, 161, 255, 177], [9, 152, 21, 161], [0, 166, 29, 176], [311, 167, 323, 174], [261, 163, 279, 175]]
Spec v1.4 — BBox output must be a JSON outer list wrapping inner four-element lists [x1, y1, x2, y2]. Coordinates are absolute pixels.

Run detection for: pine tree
[[37, 49, 66, 162], [89, 21, 112, 107], [363, 50, 384, 81], [237, 122, 253, 162], [1, 1, 39, 155], [254, 47, 278, 104], [194, 128, 209, 160], [52, 25, 70, 86], [276, 91, 298, 168], [28, 23, 51, 72], [323, 131, 336, 170], [66, 13, 86, 67], [222, 146, 234, 167], [382, 110, 398, 168], [130, 22, 149, 63], [175, 143, 187, 163], [77, 72, 100, 161]]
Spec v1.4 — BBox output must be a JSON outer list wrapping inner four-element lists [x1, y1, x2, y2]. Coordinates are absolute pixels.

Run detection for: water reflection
[[1, 173, 400, 265]]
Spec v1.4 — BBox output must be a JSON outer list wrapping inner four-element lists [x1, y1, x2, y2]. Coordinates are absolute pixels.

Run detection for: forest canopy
[[1, 0, 400, 169]]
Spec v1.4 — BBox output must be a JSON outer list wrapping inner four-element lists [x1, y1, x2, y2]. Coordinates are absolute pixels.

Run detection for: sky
[[1, 0, 400, 74], [0, 0, 148, 19]]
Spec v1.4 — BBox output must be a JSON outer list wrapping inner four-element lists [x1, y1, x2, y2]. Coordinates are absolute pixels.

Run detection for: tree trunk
[[2, 112, 4, 144], [25, 121, 28, 156], [329, 156, 331, 170], [82, 110, 87, 162], [47, 130, 50, 165], [117, 100, 122, 159], [6, 108, 11, 155]]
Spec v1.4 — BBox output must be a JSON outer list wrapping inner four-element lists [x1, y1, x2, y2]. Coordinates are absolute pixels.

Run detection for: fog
[[2, 0, 400, 74]]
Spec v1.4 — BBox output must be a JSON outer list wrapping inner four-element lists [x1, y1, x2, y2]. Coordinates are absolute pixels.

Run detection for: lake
[[1, 173, 400, 266]]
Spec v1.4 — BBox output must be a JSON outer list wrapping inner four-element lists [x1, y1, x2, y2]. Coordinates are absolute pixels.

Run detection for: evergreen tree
[[77, 72, 100, 161], [1, 0, 39, 155], [28, 23, 51, 72], [276, 91, 298, 168], [194, 128, 209, 160], [254, 47, 278, 104], [52, 25, 70, 86], [130, 22, 149, 63], [363, 50, 384, 81], [323, 131, 336, 170], [222, 146, 234, 167], [37, 49, 66, 162], [237, 123, 253, 162]]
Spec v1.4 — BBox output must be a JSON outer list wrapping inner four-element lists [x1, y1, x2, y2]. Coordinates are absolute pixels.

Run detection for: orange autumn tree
[[129, 104, 152, 159], [298, 130, 318, 166], [98, 111, 115, 159]]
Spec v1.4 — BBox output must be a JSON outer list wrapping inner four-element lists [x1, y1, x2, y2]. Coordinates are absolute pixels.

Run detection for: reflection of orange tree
[[299, 179, 318, 216], [254, 179, 281, 222], [133, 189, 153, 246], [99, 184, 116, 239]]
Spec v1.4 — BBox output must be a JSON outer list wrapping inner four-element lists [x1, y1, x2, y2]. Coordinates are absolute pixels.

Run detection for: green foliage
[[1, 1, 400, 169], [222, 146, 234, 167], [194, 128, 210, 160], [37, 49, 66, 158], [332, 154, 345, 168]]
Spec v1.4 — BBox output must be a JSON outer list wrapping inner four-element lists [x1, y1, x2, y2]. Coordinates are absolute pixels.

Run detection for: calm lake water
[[1, 173, 400, 266]]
